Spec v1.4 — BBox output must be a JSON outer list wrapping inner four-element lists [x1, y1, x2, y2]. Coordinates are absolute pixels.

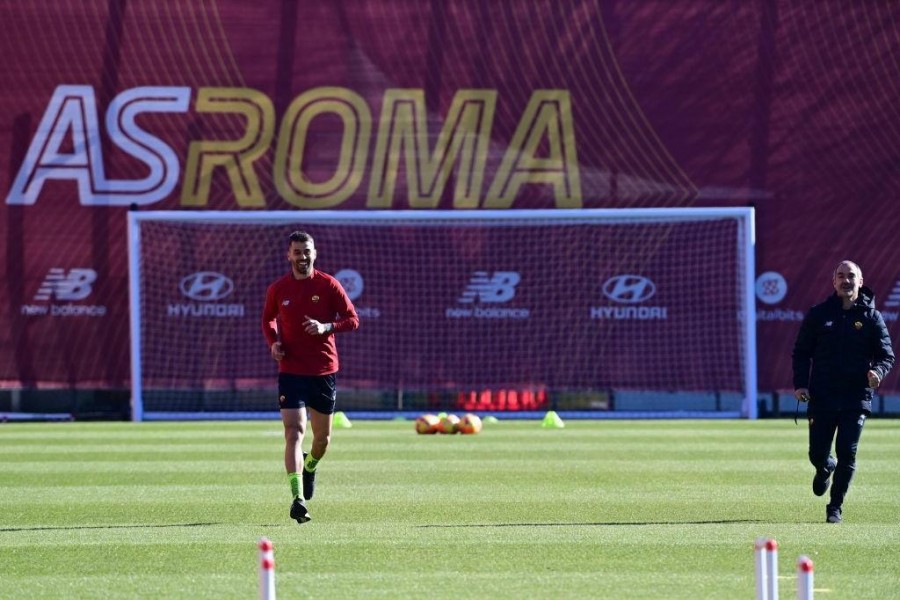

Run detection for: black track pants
[[808, 409, 867, 509]]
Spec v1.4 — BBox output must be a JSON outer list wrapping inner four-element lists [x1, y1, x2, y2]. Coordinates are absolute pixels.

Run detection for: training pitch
[[1, 419, 899, 599]]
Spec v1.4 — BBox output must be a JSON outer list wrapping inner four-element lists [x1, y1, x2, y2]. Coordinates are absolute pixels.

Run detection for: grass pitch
[[1, 418, 899, 599]]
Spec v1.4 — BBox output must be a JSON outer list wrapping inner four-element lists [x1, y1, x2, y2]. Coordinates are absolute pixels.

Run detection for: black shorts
[[278, 373, 337, 414]]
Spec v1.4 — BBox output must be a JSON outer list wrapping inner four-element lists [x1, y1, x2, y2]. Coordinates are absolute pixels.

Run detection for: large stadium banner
[[1, 2, 899, 395]]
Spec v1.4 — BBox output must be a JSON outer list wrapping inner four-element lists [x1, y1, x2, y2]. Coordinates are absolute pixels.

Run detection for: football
[[458, 413, 483, 434], [437, 413, 461, 434], [415, 414, 441, 434]]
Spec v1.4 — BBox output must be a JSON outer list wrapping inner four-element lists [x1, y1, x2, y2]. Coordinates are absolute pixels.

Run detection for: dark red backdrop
[[2, 1, 899, 394]]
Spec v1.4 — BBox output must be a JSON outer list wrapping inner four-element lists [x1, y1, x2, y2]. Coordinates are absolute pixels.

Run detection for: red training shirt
[[261, 269, 359, 375]]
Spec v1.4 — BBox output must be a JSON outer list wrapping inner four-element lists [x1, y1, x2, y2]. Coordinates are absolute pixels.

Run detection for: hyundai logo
[[179, 272, 234, 301], [602, 275, 656, 304]]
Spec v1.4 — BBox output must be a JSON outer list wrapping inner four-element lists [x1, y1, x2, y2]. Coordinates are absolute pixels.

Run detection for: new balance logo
[[884, 280, 900, 308], [458, 271, 520, 304], [21, 267, 106, 317], [447, 271, 529, 319], [34, 268, 97, 301]]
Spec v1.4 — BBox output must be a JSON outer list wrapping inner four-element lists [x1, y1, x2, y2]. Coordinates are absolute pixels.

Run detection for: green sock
[[288, 472, 300, 498], [304, 453, 320, 473]]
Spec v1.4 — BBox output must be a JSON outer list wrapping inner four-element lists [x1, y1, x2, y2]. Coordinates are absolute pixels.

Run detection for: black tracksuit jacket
[[792, 286, 895, 414]]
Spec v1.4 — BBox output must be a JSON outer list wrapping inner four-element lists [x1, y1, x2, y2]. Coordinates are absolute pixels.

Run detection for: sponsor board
[[20, 268, 107, 317], [335, 268, 381, 319], [591, 275, 667, 320], [755, 271, 802, 321], [446, 271, 529, 319], [167, 271, 245, 318]]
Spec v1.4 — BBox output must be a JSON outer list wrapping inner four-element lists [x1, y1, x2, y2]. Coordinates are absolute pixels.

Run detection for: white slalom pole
[[754, 538, 769, 600], [259, 537, 276, 600], [765, 538, 779, 600], [796, 556, 814, 600]]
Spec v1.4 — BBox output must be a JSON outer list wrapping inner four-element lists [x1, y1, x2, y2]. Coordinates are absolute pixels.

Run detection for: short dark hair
[[288, 231, 314, 245]]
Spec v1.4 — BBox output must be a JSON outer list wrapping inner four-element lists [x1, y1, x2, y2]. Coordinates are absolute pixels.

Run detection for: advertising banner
[[2, 2, 899, 395]]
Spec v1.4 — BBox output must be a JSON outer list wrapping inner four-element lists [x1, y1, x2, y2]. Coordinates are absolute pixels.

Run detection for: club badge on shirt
[[854, 321, 862, 330], [312, 295, 320, 303]]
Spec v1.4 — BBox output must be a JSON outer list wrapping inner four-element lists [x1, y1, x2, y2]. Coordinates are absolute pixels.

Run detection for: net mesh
[[134, 212, 750, 415]]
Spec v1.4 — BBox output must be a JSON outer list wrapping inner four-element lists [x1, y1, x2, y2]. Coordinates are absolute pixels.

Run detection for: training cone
[[333, 411, 353, 428], [541, 410, 565, 429]]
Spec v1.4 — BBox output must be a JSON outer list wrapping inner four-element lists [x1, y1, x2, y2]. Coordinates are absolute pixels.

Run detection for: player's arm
[[791, 309, 816, 391], [324, 281, 359, 333], [329, 281, 360, 333], [868, 311, 895, 387], [262, 285, 284, 360]]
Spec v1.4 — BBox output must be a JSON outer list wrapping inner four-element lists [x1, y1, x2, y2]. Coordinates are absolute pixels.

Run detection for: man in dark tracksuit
[[792, 260, 894, 523]]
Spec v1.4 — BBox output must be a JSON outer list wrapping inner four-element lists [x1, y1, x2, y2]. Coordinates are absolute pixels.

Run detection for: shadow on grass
[[0, 522, 218, 533], [418, 519, 763, 528]]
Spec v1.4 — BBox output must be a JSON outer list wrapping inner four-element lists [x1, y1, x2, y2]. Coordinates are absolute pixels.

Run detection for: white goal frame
[[128, 208, 757, 421]]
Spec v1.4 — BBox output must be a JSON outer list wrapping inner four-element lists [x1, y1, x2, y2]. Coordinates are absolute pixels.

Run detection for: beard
[[294, 261, 312, 276]]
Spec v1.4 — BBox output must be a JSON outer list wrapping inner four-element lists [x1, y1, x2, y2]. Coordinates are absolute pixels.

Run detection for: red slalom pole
[[765, 538, 779, 600], [796, 555, 814, 600], [258, 537, 276, 600], [754, 537, 769, 600]]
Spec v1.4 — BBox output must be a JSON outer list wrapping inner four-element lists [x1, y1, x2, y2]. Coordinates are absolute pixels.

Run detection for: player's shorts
[[277, 373, 337, 414]]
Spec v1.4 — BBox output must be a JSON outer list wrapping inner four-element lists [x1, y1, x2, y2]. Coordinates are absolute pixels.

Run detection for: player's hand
[[303, 315, 331, 336], [271, 342, 284, 361], [794, 388, 810, 403], [867, 370, 881, 388]]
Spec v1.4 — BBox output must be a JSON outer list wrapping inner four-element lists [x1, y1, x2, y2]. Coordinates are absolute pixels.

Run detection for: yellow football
[[458, 413, 483, 434], [437, 413, 461, 434], [415, 414, 440, 434]]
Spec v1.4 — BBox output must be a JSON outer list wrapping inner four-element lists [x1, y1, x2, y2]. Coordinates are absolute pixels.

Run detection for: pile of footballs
[[415, 412, 482, 435]]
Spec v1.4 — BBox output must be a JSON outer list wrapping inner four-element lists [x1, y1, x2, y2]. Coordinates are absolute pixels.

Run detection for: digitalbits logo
[[754, 271, 803, 321], [335, 269, 363, 301], [755, 271, 787, 305], [334, 268, 380, 319]]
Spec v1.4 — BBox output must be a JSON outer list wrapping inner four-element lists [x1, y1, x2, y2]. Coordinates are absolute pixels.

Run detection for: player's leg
[[279, 373, 311, 523], [303, 408, 333, 500], [808, 409, 838, 497], [828, 410, 867, 523], [303, 374, 337, 500], [282, 407, 311, 523], [281, 407, 306, 490]]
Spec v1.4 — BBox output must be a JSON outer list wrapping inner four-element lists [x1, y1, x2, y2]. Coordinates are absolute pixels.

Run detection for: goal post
[[127, 208, 756, 421]]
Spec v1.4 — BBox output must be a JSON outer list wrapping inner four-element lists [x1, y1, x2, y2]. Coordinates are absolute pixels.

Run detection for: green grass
[[1, 419, 899, 599]]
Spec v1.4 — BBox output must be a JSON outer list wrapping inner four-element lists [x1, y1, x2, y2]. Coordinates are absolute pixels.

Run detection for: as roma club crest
[[311, 295, 320, 303]]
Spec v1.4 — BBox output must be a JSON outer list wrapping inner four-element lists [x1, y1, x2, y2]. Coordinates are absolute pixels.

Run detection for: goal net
[[128, 208, 756, 420]]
